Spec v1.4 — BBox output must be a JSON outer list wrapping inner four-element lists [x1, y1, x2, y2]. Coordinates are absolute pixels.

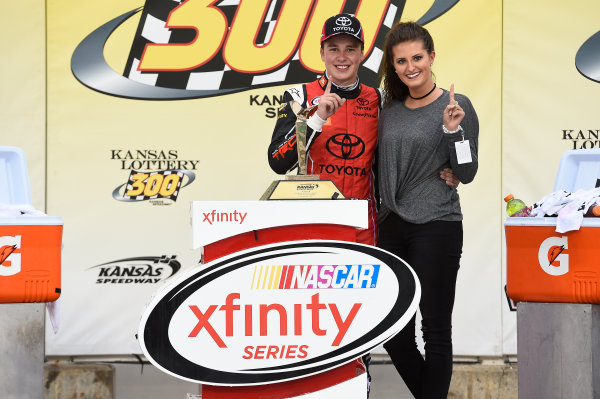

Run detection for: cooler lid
[[553, 149, 600, 192], [0, 216, 63, 226], [0, 146, 31, 205], [504, 216, 600, 227]]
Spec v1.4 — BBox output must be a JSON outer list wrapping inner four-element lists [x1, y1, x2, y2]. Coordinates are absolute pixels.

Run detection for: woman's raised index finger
[[449, 83, 455, 103], [325, 79, 332, 94]]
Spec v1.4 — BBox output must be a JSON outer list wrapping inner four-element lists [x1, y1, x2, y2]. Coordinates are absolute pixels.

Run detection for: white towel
[[0, 203, 46, 217], [531, 187, 600, 232]]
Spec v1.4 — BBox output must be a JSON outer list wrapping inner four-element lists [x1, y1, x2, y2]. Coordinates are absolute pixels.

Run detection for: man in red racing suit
[[267, 19, 381, 245], [268, 14, 380, 394]]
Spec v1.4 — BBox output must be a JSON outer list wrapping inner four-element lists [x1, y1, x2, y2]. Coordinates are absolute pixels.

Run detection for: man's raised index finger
[[449, 83, 455, 103]]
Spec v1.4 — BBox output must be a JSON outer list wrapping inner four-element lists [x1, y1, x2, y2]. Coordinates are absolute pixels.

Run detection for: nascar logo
[[250, 264, 380, 289]]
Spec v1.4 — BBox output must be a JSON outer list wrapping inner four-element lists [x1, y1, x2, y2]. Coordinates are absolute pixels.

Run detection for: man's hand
[[440, 168, 460, 188], [316, 79, 346, 120]]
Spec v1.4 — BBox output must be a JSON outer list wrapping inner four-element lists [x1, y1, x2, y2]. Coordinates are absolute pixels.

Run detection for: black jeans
[[378, 213, 462, 399]]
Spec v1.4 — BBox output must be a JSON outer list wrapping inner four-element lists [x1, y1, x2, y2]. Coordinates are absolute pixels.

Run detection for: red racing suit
[[268, 75, 381, 245]]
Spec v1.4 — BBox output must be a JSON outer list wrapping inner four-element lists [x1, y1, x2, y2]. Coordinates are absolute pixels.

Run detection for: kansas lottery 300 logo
[[111, 149, 196, 203], [71, 0, 459, 100], [113, 169, 195, 203]]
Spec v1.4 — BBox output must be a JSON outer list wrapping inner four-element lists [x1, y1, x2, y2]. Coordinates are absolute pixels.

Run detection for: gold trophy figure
[[290, 102, 315, 176]]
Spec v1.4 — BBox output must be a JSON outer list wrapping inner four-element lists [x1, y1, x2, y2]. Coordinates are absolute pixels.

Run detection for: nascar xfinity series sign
[[138, 240, 419, 385]]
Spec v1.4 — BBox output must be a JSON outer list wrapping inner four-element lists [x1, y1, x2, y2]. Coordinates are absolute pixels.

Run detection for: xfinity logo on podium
[[138, 241, 420, 385], [191, 201, 368, 248], [202, 210, 248, 225]]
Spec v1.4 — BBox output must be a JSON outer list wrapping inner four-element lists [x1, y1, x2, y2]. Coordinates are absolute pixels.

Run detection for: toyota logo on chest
[[326, 134, 365, 159]]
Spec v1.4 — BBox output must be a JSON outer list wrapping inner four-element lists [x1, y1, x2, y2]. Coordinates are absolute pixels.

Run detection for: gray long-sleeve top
[[378, 90, 479, 224]]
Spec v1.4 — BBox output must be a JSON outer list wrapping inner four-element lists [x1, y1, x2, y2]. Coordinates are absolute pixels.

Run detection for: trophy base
[[260, 175, 345, 200], [284, 174, 321, 181]]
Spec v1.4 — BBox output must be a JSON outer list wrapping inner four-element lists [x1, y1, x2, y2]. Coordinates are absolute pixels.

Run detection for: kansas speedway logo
[[90, 255, 181, 284], [71, 0, 459, 100]]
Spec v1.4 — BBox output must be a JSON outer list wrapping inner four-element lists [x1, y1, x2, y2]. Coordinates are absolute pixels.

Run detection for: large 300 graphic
[[113, 169, 195, 202], [72, 0, 460, 100], [136, 0, 387, 73]]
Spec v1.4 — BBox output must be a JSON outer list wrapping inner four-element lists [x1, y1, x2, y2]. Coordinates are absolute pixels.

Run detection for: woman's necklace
[[408, 83, 436, 100]]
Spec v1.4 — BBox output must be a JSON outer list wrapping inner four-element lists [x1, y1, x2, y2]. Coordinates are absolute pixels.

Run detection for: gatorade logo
[[71, 0, 460, 100], [0, 236, 22, 277], [538, 236, 569, 276]]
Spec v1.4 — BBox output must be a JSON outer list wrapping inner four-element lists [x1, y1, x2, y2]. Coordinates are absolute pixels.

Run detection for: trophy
[[261, 102, 345, 200]]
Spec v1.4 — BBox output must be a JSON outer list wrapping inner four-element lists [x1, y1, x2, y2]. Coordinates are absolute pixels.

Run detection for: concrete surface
[[517, 302, 600, 399], [448, 363, 517, 399], [41, 360, 518, 399], [44, 363, 114, 399], [0, 303, 45, 399]]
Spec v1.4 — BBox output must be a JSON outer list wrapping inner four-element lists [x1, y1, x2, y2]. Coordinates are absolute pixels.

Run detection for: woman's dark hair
[[379, 22, 435, 106]]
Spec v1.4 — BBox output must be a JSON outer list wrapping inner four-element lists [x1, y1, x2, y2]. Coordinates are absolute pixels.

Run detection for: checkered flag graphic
[[123, 0, 409, 94], [125, 170, 184, 201]]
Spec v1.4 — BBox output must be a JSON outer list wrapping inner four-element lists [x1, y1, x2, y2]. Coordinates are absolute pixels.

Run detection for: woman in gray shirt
[[377, 22, 479, 399]]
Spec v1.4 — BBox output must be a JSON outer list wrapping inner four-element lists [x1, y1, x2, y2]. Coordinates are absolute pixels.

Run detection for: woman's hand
[[443, 84, 464, 132]]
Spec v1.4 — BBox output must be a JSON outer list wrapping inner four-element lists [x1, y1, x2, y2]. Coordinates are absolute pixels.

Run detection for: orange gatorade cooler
[[0, 218, 63, 302], [505, 217, 600, 303], [505, 148, 600, 304], [0, 145, 63, 303]]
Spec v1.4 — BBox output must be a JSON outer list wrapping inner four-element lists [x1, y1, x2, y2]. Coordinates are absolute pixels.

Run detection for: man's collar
[[318, 72, 361, 99]]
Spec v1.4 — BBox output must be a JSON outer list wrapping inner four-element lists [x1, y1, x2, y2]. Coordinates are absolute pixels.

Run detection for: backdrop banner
[[46, 0, 501, 356]]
